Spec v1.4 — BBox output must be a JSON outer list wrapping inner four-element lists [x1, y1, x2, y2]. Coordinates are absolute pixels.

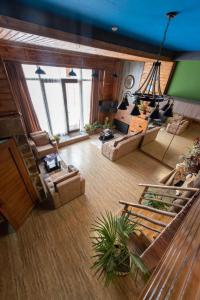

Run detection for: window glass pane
[[44, 82, 67, 135], [82, 69, 92, 80], [22, 64, 38, 78], [26, 80, 50, 132], [82, 81, 92, 125], [65, 82, 81, 131]]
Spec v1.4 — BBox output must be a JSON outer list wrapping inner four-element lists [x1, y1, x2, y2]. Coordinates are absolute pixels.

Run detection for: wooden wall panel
[[140, 61, 174, 93], [0, 59, 17, 116]]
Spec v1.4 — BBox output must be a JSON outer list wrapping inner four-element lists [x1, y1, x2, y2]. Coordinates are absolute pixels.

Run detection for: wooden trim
[[141, 198, 184, 209], [119, 202, 176, 217], [139, 183, 199, 192], [128, 211, 168, 227], [144, 191, 190, 201]]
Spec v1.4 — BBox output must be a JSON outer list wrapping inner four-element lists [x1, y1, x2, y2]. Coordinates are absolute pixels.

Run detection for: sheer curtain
[[5, 62, 41, 134]]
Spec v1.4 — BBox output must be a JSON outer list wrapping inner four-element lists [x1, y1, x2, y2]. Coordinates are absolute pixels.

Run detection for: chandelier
[[134, 11, 178, 107]]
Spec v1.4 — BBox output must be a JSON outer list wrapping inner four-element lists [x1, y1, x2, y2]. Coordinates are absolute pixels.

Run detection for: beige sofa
[[102, 127, 160, 161]]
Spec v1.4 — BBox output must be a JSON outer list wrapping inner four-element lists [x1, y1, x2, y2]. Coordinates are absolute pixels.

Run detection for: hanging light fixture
[[117, 100, 127, 110], [117, 92, 130, 110], [130, 103, 141, 116], [92, 71, 98, 78], [149, 104, 160, 120], [35, 66, 46, 75], [133, 11, 178, 105], [161, 98, 171, 111], [163, 103, 174, 117], [69, 68, 77, 76]]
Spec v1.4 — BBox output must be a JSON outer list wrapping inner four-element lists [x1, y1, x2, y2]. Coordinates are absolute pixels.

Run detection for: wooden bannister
[[139, 192, 200, 299]]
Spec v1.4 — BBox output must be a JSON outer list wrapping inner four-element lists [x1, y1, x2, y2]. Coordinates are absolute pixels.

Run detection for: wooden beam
[[130, 220, 162, 234], [0, 15, 173, 62]]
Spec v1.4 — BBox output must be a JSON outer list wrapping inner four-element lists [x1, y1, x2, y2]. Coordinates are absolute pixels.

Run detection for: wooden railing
[[139, 191, 200, 299]]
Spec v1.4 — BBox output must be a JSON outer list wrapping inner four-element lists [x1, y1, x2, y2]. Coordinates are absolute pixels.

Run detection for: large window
[[22, 64, 92, 135]]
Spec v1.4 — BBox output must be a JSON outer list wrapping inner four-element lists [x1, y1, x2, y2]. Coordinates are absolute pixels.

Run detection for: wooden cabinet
[[0, 138, 36, 230]]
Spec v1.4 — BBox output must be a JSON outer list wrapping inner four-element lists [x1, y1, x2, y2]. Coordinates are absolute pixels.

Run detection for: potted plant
[[91, 212, 149, 286], [84, 121, 102, 135]]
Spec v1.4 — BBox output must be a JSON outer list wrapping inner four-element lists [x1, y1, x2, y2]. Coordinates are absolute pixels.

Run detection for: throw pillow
[[32, 132, 50, 146]]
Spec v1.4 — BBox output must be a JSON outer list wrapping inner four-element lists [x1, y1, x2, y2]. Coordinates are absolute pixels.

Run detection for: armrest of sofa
[[52, 170, 79, 189], [28, 138, 36, 148]]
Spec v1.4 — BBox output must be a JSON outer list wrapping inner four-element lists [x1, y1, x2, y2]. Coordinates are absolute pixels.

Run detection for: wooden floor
[[0, 136, 171, 300]]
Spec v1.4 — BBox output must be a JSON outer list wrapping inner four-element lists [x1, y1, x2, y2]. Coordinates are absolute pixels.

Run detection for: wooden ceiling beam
[[0, 15, 173, 62]]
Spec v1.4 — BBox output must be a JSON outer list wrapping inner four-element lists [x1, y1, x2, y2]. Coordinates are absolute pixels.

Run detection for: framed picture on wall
[[124, 74, 135, 89]]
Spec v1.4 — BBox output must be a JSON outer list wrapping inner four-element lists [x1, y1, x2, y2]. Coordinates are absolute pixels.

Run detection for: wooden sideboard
[[0, 138, 37, 229]]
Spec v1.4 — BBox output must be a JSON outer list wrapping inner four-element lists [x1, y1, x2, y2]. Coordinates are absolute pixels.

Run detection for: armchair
[[166, 119, 189, 135], [29, 130, 57, 159], [44, 169, 85, 208]]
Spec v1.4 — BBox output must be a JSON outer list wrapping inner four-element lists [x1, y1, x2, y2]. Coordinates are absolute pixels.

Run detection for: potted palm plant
[[91, 212, 149, 286]]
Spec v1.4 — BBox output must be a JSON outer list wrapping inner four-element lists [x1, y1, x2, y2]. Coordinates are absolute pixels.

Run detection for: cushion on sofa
[[113, 130, 142, 147], [31, 132, 50, 146]]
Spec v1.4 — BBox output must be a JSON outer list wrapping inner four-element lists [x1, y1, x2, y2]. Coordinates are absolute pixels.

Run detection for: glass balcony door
[[61, 79, 82, 133]]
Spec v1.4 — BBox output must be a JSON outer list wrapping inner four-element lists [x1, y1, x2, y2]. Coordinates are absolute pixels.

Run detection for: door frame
[[61, 78, 80, 133]]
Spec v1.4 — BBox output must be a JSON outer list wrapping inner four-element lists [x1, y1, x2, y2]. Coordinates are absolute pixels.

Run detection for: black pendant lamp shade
[[149, 98, 156, 108], [123, 95, 129, 106], [161, 99, 170, 111], [133, 12, 178, 104], [35, 66, 46, 75], [149, 104, 160, 120], [92, 71, 98, 78], [69, 69, 77, 76], [130, 104, 141, 116], [163, 103, 174, 117], [117, 100, 127, 110]]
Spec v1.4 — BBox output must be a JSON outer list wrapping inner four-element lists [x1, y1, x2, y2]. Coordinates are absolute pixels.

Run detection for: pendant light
[[35, 66, 46, 75], [149, 104, 160, 120], [69, 68, 77, 77], [163, 103, 174, 117], [130, 104, 141, 116], [133, 11, 178, 104], [161, 99, 170, 111], [117, 100, 127, 110]]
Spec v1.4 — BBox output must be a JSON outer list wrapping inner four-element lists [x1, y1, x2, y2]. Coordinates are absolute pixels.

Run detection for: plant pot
[[116, 255, 131, 276]]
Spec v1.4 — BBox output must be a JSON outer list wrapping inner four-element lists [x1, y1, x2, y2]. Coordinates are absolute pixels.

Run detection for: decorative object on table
[[102, 117, 115, 130], [91, 212, 149, 286], [43, 154, 61, 173], [124, 74, 135, 89], [99, 129, 114, 142], [52, 134, 61, 144]]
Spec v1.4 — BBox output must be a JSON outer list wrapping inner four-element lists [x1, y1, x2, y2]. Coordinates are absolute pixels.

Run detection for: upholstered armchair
[[166, 119, 189, 135], [28, 130, 57, 159], [44, 169, 85, 208]]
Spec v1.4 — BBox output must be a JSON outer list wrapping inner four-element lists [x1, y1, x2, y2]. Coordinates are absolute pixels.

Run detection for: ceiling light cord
[[157, 15, 171, 61]]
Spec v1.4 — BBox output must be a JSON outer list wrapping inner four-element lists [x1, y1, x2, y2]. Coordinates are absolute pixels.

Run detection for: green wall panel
[[168, 61, 200, 101]]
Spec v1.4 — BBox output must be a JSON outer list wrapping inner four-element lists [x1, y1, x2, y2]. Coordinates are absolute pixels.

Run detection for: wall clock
[[124, 74, 135, 89]]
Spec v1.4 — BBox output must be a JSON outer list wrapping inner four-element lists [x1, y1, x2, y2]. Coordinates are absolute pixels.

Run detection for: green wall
[[168, 61, 200, 101]]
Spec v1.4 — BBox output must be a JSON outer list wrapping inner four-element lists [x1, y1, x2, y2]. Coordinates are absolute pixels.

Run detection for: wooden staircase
[[119, 183, 199, 271]]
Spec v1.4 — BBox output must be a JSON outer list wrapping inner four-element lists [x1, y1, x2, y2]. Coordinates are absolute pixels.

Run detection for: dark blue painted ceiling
[[15, 0, 200, 52]]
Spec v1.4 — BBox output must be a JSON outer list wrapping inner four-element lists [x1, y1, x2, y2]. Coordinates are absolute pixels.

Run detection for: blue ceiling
[[9, 0, 200, 52], [16, 0, 200, 51]]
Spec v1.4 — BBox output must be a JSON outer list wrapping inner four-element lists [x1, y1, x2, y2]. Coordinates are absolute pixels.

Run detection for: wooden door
[[0, 139, 35, 229]]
